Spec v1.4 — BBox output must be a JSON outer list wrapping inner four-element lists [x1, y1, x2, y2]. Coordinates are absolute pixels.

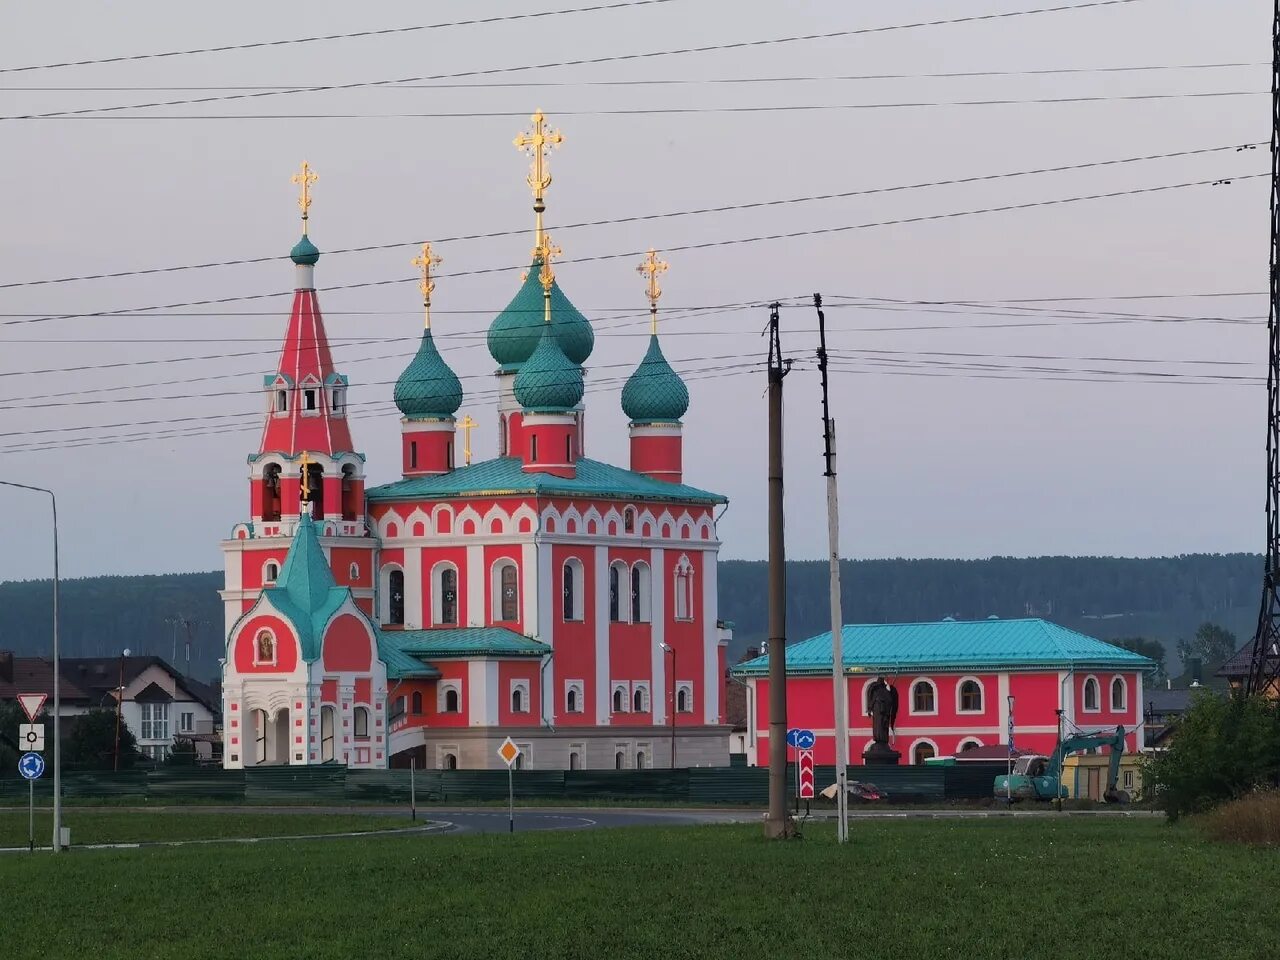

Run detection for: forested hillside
[[0, 555, 1261, 682]]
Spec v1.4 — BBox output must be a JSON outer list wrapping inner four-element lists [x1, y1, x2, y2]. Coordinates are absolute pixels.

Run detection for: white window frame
[[676, 681, 694, 714], [179, 711, 194, 733], [491, 560, 520, 623], [300, 376, 321, 417], [614, 743, 630, 769], [515, 742, 533, 770], [273, 387, 289, 415], [140, 702, 170, 741], [510, 679, 531, 715], [331, 385, 347, 416], [437, 745, 461, 770], [609, 561, 629, 623], [439, 682, 462, 714], [909, 678, 938, 716], [1122, 769, 1134, 791], [1082, 675, 1101, 713], [562, 558, 585, 622], [262, 560, 280, 585], [632, 682, 650, 713], [1110, 675, 1127, 712], [565, 680, 585, 714], [908, 737, 939, 765], [636, 743, 651, 770], [568, 744, 586, 770], [611, 682, 629, 713], [379, 563, 406, 626], [956, 676, 985, 715], [631, 562, 652, 624], [957, 737, 984, 753], [432, 561, 461, 627], [353, 706, 370, 739]]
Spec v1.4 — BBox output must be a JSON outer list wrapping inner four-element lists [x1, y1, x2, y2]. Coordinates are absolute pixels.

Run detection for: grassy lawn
[[0, 809, 414, 847], [1, 818, 1275, 960]]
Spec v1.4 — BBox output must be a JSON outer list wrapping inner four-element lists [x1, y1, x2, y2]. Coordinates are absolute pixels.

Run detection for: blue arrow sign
[[18, 752, 45, 780], [786, 728, 816, 749]]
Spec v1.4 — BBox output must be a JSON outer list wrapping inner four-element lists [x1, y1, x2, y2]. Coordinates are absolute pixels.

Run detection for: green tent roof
[[259, 514, 352, 661], [366, 455, 726, 505], [732, 619, 1158, 677]]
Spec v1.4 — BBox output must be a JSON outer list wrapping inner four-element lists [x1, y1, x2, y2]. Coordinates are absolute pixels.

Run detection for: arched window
[[911, 679, 936, 715], [411, 692, 423, 715], [674, 557, 694, 620], [512, 686, 525, 713], [340, 464, 358, 521], [1083, 676, 1100, 712], [567, 687, 578, 713], [261, 464, 282, 522], [636, 750, 647, 770], [612, 687, 625, 713], [275, 389, 288, 413], [444, 752, 458, 770], [444, 688, 460, 713], [264, 562, 279, 585], [633, 687, 646, 712], [493, 562, 519, 622], [609, 563, 626, 623], [959, 738, 982, 753], [433, 565, 459, 626], [563, 559, 584, 621], [349, 562, 360, 581], [331, 386, 346, 415], [958, 678, 983, 713], [615, 751, 626, 769], [353, 707, 369, 739], [1111, 676, 1126, 712], [677, 687, 689, 713], [912, 740, 937, 765], [569, 751, 582, 770], [304, 461, 324, 517], [623, 507, 636, 533], [631, 563, 651, 623], [530, 434, 539, 463], [254, 630, 276, 665], [320, 706, 335, 762], [514, 752, 525, 771], [387, 569, 405, 626]]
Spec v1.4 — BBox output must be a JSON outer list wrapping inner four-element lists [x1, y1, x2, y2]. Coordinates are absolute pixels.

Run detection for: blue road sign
[[786, 728, 816, 749], [18, 752, 44, 780]]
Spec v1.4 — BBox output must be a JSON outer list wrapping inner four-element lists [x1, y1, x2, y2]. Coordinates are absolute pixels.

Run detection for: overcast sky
[[0, 0, 1271, 581]]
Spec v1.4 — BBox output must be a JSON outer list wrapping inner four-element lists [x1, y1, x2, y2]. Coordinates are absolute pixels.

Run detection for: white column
[[651, 547, 666, 726], [467, 660, 499, 727], [1059, 670, 1074, 731], [594, 545, 610, 724], [403, 546, 423, 630], [486, 662, 500, 726], [466, 544, 485, 626], [998, 673, 1011, 745], [535, 541, 554, 723], [701, 548, 719, 725], [522, 541, 539, 632]]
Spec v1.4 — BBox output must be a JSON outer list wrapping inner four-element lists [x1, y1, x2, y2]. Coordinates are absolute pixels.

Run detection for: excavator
[[993, 725, 1130, 803]]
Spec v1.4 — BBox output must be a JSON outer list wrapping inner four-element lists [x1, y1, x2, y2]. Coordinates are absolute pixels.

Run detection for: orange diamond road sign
[[798, 748, 815, 799], [498, 737, 521, 767], [17, 694, 47, 723]]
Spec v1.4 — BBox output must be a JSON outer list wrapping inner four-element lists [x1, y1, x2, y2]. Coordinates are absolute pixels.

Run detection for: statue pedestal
[[862, 742, 901, 765]]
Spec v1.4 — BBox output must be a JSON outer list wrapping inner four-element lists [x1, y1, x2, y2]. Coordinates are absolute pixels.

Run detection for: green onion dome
[[621, 334, 688, 423], [290, 233, 320, 266], [487, 259, 594, 371], [394, 328, 463, 419], [513, 323, 584, 412]]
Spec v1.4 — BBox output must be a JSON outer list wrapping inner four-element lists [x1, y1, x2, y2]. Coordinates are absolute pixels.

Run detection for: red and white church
[[218, 121, 732, 771]]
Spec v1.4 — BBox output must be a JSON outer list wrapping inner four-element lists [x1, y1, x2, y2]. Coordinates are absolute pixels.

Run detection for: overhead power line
[[4, 1, 1151, 121], [5, 141, 1254, 292], [0, 0, 683, 75]]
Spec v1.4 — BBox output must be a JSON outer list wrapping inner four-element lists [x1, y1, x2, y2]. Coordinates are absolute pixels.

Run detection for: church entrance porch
[[250, 706, 293, 765]]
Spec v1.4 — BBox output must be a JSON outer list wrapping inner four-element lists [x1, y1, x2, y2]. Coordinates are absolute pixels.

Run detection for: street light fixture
[[0, 481, 62, 852], [114, 648, 132, 771], [659, 642, 676, 769]]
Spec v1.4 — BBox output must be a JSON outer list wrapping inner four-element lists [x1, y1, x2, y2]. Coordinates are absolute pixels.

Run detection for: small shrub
[[1197, 790, 1280, 846]]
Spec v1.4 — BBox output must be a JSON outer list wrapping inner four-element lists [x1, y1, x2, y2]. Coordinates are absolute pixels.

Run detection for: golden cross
[[460, 414, 476, 466], [513, 109, 563, 247], [536, 234, 562, 299], [291, 161, 319, 225], [298, 451, 313, 502], [411, 242, 443, 328], [637, 248, 669, 335]]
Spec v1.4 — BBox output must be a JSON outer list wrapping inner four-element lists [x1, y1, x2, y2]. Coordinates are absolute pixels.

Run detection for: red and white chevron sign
[[798, 748, 815, 799]]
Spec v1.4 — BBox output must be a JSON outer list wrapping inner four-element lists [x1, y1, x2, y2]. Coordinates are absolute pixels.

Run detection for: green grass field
[[0, 809, 411, 847], [1, 817, 1274, 960]]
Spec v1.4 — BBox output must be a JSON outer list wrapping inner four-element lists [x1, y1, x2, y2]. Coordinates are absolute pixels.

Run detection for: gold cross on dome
[[411, 242, 443, 328], [513, 109, 563, 199], [460, 414, 476, 466], [298, 451, 313, 501], [291, 161, 319, 224], [637, 248, 669, 334], [536, 234, 562, 295]]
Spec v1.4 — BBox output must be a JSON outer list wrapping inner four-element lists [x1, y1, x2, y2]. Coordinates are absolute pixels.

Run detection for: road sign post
[[798, 748, 815, 801], [498, 737, 521, 833], [785, 730, 815, 813], [18, 752, 45, 853]]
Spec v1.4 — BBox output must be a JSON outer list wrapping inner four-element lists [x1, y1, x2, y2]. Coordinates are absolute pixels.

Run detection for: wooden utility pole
[[765, 303, 796, 838]]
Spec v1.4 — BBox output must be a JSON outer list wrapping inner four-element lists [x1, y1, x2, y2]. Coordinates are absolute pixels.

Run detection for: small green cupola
[[621, 333, 688, 423], [394, 328, 463, 420], [513, 323, 584, 412], [290, 233, 320, 266], [487, 258, 594, 371]]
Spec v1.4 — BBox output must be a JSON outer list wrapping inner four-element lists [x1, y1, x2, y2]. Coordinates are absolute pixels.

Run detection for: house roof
[[731, 618, 1157, 677], [133, 681, 172, 703], [1218, 639, 1256, 679], [1144, 687, 1195, 714], [953, 745, 1034, 762], [366, 456, 725, 506], [0, 653, 92, 705], [259, 513, 352, 661]]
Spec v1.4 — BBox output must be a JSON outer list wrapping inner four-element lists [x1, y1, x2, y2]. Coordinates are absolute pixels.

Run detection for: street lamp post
[[114, 648, 132, 771], [0, 481, 62, 852], [660, 642, 676, 768]]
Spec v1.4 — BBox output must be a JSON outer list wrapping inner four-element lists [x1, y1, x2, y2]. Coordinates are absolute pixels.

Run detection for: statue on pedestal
[[863, 676, 902, 765]]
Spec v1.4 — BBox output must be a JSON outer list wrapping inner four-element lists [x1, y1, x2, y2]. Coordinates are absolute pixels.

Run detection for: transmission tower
[[1247, 0, 1280, 697]]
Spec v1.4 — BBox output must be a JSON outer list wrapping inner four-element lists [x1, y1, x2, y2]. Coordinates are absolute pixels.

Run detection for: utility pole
[[765, 302, 796, 839], [814, 293, 848, 844]]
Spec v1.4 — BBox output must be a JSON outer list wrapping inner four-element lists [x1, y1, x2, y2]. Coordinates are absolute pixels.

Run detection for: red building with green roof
[[220, 122, 731, 771]]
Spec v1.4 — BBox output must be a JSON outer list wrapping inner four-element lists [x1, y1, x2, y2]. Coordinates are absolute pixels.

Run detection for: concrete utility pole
[[814, 294, 849, 844], [765, 303, 795, 839]]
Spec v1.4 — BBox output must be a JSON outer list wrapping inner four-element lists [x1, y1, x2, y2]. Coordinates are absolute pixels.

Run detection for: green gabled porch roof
[[732, 618, 1157, 677], [365, 456, 725, 506], [378, 626, 550, 661], [260, 514, 351, 661]]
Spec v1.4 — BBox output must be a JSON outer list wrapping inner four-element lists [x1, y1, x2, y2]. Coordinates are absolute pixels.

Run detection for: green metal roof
[[487, 258, 594, 370], [621, 334, 689, 423], [375, 637, 443, 680], [513, 322, 584, 412], [366, 455, 726, 505], [394, 328, 463, 420], [260, 514, 352, 660], [290, 233, 320, 266], [379, 627, 550, 661], [731, 618, 1158, 677]]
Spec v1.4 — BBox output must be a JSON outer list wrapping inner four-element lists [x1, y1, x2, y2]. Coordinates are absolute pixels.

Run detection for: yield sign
[[497, 737, 521, 768], [17, 693, 47, 722], [797, 748, 815, 799]]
